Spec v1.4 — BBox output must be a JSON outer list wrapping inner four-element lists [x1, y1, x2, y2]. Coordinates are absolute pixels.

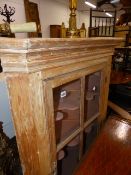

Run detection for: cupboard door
[[46, 67, 107, 175]]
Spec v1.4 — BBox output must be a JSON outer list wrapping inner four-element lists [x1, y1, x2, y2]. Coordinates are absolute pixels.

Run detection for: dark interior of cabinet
[[84, 72, 101, 121], [0, 60, 2, 73], [54, 79, 81, 144], [83, 119, 98, 154], [57, 135, 80, 175], [53, 71, 101, 175]]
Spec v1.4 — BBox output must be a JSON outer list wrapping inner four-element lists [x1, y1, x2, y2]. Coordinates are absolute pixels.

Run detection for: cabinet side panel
[[99, 56, 112, 121], [6, 73, 51, 175]]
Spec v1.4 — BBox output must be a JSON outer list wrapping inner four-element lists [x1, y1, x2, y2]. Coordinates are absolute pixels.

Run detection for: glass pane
[[57, 135, 80, 175], [83, 119, 98, 154], [53, 79, 81, 144], [84, 71, 101, 121]]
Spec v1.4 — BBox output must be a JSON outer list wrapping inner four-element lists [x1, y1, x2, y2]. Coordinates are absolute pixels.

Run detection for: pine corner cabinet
[[0, 37, 122, 175]]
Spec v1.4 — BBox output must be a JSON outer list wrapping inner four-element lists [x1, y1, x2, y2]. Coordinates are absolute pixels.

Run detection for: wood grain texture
[[6, 73, 52, 175], [0, 37, 123, 175], [108, 100, 131, 121], [99, 56, 112, 122], [74, 116, 131, 175], [0, 38, 123, 73], [110, 70, 131, 84], [0, 73, 5, 80]]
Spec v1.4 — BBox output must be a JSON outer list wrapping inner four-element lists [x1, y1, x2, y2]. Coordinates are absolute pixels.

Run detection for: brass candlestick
[[67, 0, 79, 38], [60, 0, 86, 38]]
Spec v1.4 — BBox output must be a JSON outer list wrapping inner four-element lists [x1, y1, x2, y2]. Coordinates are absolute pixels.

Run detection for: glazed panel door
[[43, 62, 109, 175]]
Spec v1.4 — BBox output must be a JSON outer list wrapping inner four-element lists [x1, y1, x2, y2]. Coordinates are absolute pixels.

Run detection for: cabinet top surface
[[0, 37, 123, 73], [0, 37, 123, 52]]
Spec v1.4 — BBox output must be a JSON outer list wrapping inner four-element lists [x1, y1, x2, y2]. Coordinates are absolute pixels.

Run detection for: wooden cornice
[[0, 38, 123, 74]]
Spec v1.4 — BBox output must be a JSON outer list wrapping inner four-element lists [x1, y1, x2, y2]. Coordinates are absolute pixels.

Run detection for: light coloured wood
[[0, 73, 5, 80], [79, 77, 85, 159], [57, 128, 81, 152], [43, 81, 57, 172], [0, 37, 123, 175], [0, 37, 122, 73], [46, 62, 110, 88], [6, 73, 52, 175], [108, 100, 131, 121], [84, 113, 99, 129], [99, 56, 112, 121], [115, 26, 130, 37]]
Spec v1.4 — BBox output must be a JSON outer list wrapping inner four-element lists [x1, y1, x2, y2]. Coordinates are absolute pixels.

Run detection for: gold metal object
[[61, 0, 86, 38], [60, 22, 67, 38], [66, 0, 79, 38], [0, 22, 11, 35], [69, 0, 77, 9], [80, 23, 86, 38]]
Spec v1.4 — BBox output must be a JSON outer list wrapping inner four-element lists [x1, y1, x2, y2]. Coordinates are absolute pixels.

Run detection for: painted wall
[[0, 0, 90, 38], [0, 79, 15, 138], [0, 0, 26, 38], [38, 0, 90, 38], [78, 11, 90, 36], [38, 0, 69, 37]]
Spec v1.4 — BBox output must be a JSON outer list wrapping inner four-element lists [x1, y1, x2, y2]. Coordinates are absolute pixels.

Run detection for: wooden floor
[[74, 116, 131, 175]]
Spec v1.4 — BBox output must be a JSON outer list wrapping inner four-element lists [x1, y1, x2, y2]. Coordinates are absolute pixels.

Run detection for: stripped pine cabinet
[[0, 37, 122, 175]]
